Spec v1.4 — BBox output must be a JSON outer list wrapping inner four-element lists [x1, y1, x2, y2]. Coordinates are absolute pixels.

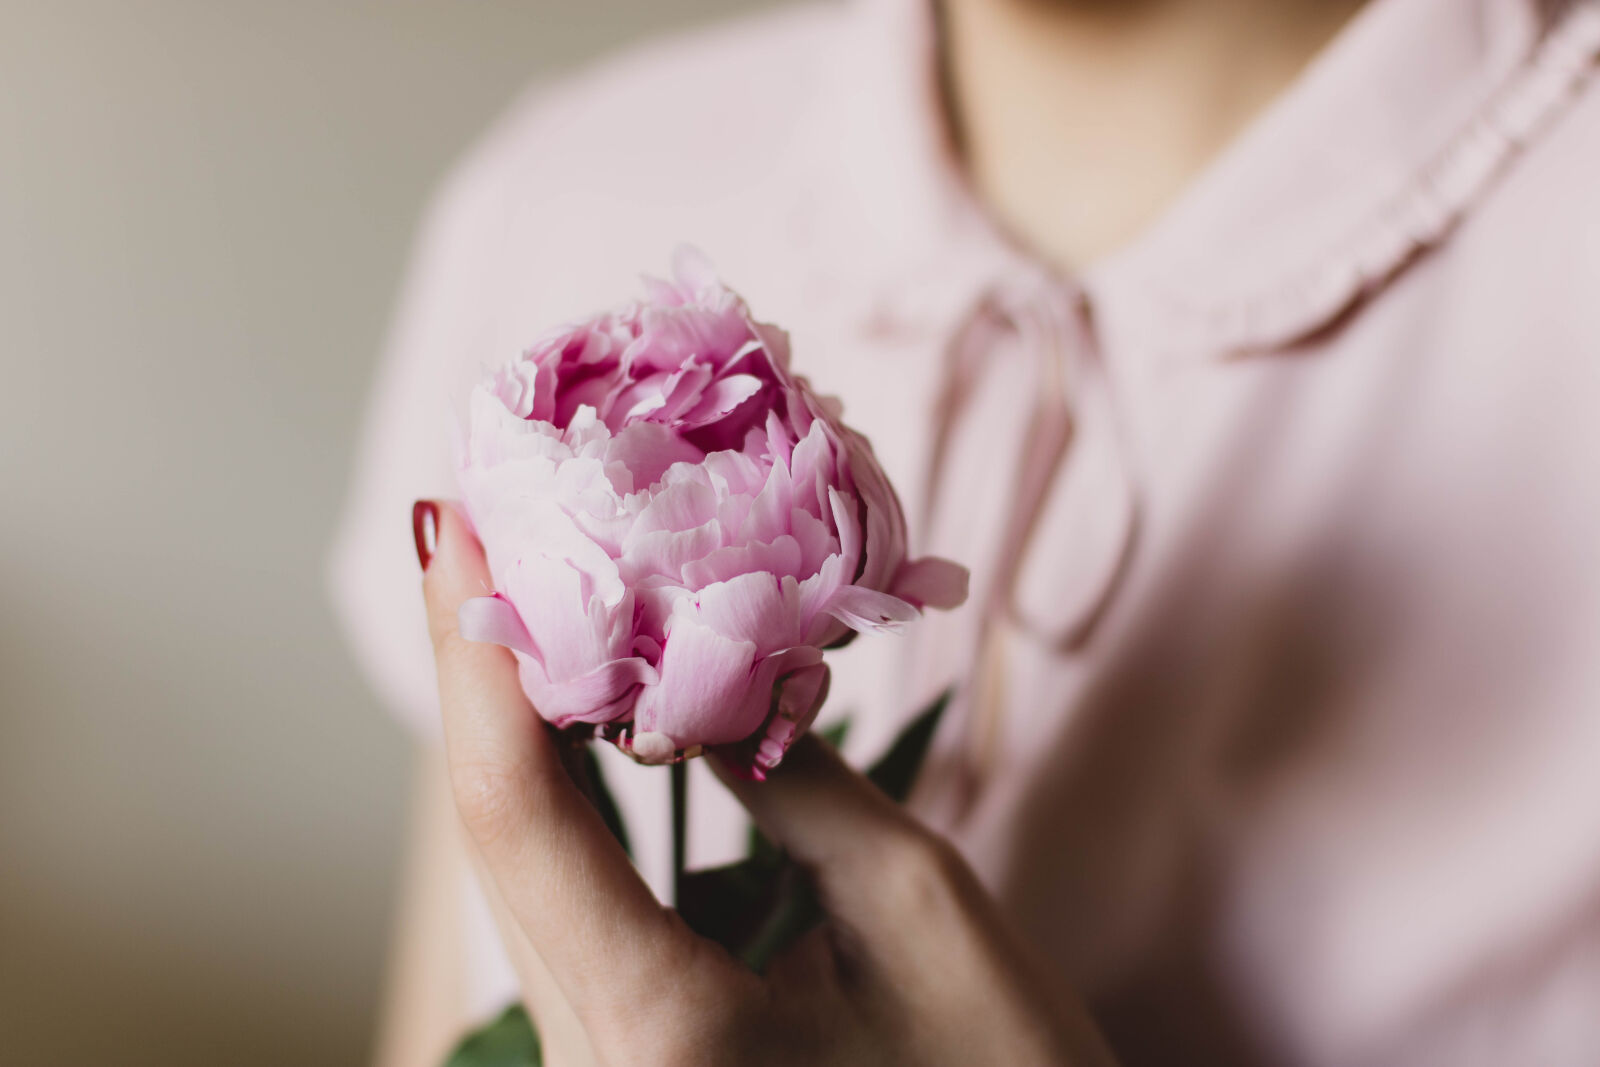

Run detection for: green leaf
[[737, 868, 821, 974], [678, 854, 820, 974], [581, 745, 631, 858], [444, 1004, 541, 1067], [678, 857, 786, 956], [818, 717, 854, 751], [866, 689, 950, 804]]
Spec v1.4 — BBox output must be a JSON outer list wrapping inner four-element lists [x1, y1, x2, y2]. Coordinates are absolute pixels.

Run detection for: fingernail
[[412, 500, 439, 571]]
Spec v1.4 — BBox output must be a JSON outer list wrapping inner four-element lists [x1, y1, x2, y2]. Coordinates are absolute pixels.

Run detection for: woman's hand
[[417, 502, 1117, 1067]]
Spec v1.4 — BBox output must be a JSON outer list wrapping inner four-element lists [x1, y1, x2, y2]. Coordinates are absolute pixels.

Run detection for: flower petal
[[520, 654, 659, 727], [890, 556, 970, 610], [633, 613, 760, 746], [619, 520, 723, 584], [681, 534, 804, 589], [824, 583, 920, 634], [695, 570, 804, 656], [501, 553, 630, 680], [457, 594, 537, 657], [604, 421, 703, 491], [753, 661, 831, 777], [680, 373, 764, 428]]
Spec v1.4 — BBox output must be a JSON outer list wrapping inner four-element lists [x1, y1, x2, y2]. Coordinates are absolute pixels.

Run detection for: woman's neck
[[939, 0, 1365, 270]]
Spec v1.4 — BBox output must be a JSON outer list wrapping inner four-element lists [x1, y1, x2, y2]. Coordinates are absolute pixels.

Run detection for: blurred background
[[0, 2, 766, 1062]]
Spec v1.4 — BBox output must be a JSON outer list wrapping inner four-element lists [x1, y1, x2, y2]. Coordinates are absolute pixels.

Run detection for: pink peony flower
[[455, 249, 966, 777]]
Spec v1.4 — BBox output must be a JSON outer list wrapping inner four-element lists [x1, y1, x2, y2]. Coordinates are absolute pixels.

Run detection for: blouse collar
[[815, 0, 1600, 359]]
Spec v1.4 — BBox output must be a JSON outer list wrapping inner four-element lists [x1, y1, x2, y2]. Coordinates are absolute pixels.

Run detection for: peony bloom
[[455, 249, 966, 776]]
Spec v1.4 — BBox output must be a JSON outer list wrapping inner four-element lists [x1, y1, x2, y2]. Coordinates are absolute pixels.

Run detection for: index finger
[[416, 501, 705, 1014]]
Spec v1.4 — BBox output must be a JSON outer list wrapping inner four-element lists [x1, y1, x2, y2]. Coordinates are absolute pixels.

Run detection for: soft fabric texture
[[328, 0, 1600, 1062]]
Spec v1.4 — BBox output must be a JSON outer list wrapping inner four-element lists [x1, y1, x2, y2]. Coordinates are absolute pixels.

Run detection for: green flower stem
[[670, 758, 687, 907]]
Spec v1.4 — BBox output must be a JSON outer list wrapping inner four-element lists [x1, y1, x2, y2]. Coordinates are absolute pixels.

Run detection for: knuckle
[[879, 832, 965, 918]]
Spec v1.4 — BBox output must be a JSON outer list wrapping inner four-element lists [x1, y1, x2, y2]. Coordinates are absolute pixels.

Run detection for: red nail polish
[[412, 500, 439, 571]]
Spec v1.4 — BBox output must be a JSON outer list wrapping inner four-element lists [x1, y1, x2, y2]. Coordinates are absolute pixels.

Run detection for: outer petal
[[710, 646, 828, 779], [824, 583, 920, 633], [695, 570, 804, 656], [827, 487, 862, 577], [457, 594, 537, 657], [839, 432, 909, 591], [787, 419, 837, 521], [522, 655, 659, 727], [633, 612, 761, 746], [890, 556, 970, 610], [752, 661, 831, 777], [798, 553, 850, 644], [501, 553, 629, 680]]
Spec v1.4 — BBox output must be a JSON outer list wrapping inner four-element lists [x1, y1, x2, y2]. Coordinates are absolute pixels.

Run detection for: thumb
[[714, 731, 961, 937]]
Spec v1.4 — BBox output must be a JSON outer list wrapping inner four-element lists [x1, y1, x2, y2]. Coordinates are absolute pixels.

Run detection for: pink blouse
[[328, 0, 1600, 1062]]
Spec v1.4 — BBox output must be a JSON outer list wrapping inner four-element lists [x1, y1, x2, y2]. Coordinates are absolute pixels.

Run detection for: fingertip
[[423, 500, 480, 578], [412, 499, 439, 571], [420, 503, 492, 631]]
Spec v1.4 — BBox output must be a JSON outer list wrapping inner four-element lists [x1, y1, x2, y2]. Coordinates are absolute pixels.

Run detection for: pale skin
[[413, 505, 1119, 1066], [375, 3, 1364, 1064]]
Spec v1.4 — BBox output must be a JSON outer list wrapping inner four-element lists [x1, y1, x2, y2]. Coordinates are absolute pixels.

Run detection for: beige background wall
[[0, 2, 763, 1062]]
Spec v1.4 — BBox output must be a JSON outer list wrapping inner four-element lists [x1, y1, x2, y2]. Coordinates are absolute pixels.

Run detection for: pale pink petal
[[695, 570, 804, 655], [627, 306, 752, 374], [521, 654, 658, 727], [890, 556, 970, 610], [604, 421, 703, 491], [624, 475, 718, 546], [457, 594, 537, 658], [618, 520, 723, 584], [680, 373, 764, 427], [712, 646, 826, 779], [828, 487, 862, 576], [607, 369, 671, 424], [681, 534, 804, 589], [750, 318, 793, 374], [640, 272, 686, 307], [671, 243, 720, 296], [501, 554, 628, 680], [824, 584, 920, 633], [753, 661, 831, 777], [633, 615, 761, 746], [633, 578, 695, 647], [787, 419, 836, 520], [798, 553, 850, 640], [701, 447, 766, 497], [788, 506, 838, 574], [649, 359, 715, 422], [842, 433, 909, 590], [742, 458, 794, 544], [763, 409, 793, 468], [721, 338, 767, 375]]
